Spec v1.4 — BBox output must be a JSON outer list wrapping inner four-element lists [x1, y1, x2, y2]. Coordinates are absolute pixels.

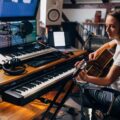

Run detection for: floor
[[55, 97, 90, 120]]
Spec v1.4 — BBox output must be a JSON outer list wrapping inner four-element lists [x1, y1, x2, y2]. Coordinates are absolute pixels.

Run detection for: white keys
[[20, 68, 76, 98], [16, 47, 57, 61], [0, 54, 7, 64], [0, 47, 57, 64]]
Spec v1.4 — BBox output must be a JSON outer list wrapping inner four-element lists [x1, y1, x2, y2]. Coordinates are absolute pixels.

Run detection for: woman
[[76, 10, 120, 118]]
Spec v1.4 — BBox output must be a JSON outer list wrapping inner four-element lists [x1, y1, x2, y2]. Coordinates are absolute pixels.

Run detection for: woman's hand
[[74, 60, 84, 68], [74, 60, 88, 83], [78, 70, 88, 81], [75, 70, 88, 83], [89, 51, 98, 60]]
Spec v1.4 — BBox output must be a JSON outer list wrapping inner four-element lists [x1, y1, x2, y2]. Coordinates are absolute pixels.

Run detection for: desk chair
[[78, 83, 120, 120]]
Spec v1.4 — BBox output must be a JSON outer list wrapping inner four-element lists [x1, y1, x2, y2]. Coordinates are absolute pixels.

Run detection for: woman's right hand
[[89, 51, 98, 60]]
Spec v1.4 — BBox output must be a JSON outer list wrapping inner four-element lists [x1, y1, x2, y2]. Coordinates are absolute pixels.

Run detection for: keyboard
[[16, 47, 57, 61], [2, 56, 84, 105], [0, 44, 58, 64], [26, 51, 65, 67]]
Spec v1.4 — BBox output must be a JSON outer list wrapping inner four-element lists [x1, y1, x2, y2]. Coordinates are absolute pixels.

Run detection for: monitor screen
[[11, 20, 37, 46], [0, 20, 37, 49], [0, 0, 40, 21]]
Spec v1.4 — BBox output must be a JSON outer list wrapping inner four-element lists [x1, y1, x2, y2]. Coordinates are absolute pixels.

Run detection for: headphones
[[2, 58, 26, 75]]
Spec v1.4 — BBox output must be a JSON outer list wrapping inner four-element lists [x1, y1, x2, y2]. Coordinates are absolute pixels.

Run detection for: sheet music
[[53, 32, 65, 47]]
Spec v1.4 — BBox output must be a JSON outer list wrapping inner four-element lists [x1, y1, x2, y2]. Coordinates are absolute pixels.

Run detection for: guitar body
[[86, 49, 113, 77]]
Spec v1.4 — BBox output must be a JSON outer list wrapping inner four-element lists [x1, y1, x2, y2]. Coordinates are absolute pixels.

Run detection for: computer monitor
[[11, 20, 37, 46], [0, 0, 40, 49], [0, 0, 40, 21], [0, 20, 37, 49]]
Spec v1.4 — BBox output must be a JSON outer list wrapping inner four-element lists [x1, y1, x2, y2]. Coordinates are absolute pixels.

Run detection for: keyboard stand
[[34, 59, 87, 120], [39, 78, 76, 120]]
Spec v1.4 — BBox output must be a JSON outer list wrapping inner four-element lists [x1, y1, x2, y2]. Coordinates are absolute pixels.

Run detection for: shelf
[[83, 21, 106, 36], [83, 22, 105, 25]]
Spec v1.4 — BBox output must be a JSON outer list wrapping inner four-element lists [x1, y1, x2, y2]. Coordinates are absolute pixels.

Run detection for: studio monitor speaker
[[40, 0, 63, 26]]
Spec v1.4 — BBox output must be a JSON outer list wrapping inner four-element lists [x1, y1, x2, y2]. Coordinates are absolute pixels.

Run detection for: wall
[[64, 0, 120, 4], [63, 8, 107, 23], [63, 1, 120, 23], [62, 8, 107, 49]]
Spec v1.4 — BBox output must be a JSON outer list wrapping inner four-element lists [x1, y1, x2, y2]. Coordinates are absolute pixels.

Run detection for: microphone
[[15, 20, 33, 38], [72, 59, 87, 77]]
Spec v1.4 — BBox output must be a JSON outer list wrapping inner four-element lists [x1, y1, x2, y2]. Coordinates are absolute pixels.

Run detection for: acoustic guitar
[[86, 49, 113, 77], [72, 49, 113, 94]]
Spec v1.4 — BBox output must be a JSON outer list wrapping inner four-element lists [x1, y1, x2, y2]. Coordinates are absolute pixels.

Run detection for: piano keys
[[0, 47, 57, 65], [0, 42, 58, 65], [1, 55, 85, 105]]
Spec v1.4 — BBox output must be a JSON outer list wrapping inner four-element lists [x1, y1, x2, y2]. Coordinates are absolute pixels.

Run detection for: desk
[[0, 90, 67, 120], [0, 50, 87, 120]]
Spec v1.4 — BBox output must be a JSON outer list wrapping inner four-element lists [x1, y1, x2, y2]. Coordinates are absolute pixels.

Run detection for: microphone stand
[[76, 81, 89, 120], [79, 23, 95, 52]]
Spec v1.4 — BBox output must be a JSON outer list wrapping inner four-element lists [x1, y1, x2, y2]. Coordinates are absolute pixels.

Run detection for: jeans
[[81, 84, 120, 118]]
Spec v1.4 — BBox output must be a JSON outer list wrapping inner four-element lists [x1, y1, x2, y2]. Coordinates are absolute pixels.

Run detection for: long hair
[[108, 10, 120, 22]]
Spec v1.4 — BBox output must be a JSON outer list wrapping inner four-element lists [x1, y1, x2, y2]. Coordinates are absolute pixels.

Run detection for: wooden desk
[[0, 90, 66, 120], [0, 50, 87, 120]]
